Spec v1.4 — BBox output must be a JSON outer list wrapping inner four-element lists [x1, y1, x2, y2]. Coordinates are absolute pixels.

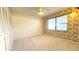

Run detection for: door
[[0, 8, 6, 50], [0, 7, 13, 51]]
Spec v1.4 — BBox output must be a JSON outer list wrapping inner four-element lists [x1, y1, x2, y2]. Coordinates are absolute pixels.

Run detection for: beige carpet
[[11, 35, 79, 51]]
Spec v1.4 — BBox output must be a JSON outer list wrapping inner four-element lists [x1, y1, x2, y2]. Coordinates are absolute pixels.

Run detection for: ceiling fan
[[76, 7, 79, 9], [37, 8, 46, 16]]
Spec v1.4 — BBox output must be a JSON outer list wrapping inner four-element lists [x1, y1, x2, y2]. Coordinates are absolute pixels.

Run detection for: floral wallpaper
[[43, 8, 79, 42], [67, 11, 79, 42]]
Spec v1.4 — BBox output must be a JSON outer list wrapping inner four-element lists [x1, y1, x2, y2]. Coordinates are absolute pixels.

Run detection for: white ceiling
[[10, 7, 68, 16]]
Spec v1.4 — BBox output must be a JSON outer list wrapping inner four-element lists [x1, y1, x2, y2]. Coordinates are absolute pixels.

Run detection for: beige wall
[[10, 14, 43, 40]]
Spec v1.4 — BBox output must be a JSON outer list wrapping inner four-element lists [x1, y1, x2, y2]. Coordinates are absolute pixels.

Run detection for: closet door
[[0, 8, 6, 51], [6, 7, 13, 51], [3, 7, 10, 50], [0, 7, 13, 51], [2, 7, 13, 51]]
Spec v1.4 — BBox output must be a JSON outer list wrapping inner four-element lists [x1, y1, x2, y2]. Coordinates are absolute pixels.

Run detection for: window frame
[[47, 18, 56, 30], [47, 15, 68, 31]]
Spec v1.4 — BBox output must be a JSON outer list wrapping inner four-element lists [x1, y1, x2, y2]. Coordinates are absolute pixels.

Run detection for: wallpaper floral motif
[[68, 12, 79, 42], [43, 8, 79, 42]]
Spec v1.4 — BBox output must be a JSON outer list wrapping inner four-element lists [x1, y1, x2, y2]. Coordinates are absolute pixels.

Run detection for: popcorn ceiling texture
[[43, 8, 79, 42]]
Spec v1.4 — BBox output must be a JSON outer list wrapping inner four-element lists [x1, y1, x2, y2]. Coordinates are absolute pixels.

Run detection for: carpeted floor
[[11, 35, 79, 51]]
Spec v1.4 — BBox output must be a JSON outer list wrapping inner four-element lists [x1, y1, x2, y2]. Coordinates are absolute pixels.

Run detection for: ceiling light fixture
[[38, 8, 44, 16]]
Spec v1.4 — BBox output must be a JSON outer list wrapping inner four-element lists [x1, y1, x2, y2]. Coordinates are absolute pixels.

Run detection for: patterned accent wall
[[43, 8, 79, 42], [68, 11, 79, 42]]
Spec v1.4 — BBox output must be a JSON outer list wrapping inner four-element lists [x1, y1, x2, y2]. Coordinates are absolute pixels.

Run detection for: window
[[47, 18, 55, 30], [57, 15, 67, 31], [47, 15, 67, 31]]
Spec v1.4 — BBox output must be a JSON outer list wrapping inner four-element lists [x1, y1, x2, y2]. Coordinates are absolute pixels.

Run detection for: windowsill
[[48, 30, 67, 32]]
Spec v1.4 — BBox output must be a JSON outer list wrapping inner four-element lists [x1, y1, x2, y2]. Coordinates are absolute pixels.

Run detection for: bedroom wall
[[10, 14, 43, 40], [43, 11, 79, 42]]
